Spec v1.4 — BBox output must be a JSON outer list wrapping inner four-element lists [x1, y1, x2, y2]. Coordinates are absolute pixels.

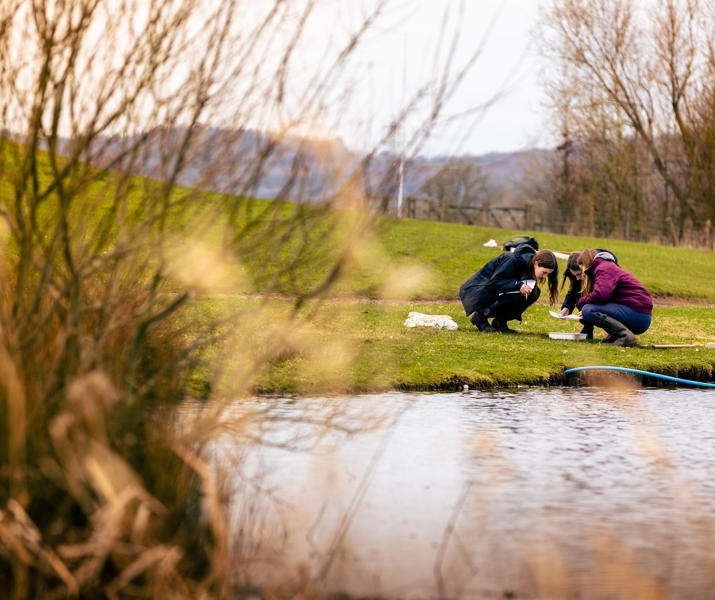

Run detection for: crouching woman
[[575, 249, 652, 346], [459, 244, 559, 333], [559, 249, 618, 338]]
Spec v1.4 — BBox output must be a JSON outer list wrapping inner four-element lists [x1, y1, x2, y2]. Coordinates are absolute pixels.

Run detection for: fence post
[[665, 216, 678, 247], [380, 196, 390, 215]]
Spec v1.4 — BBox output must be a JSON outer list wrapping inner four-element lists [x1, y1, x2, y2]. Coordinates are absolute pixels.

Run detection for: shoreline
[[199, 296, 715, 397]]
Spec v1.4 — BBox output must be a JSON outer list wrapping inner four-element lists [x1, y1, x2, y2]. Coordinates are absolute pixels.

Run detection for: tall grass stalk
[[0, 0, 483, 596]]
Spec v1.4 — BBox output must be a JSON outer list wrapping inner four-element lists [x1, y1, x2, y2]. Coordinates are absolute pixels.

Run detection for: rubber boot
[[578, 318, 594, 340], [470, 310, 497, 333], [491, 317, 517, 334], [593, 312, 636, 347]]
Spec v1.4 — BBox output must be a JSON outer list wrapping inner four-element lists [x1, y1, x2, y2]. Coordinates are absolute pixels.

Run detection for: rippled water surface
[[211, 386, 715, 599]]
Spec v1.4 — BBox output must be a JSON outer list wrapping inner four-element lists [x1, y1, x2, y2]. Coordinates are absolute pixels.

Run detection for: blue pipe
[[564, 366, 715, 389]]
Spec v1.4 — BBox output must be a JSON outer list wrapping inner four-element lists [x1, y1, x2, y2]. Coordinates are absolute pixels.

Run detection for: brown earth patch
[[651, 295, 715, 307], [211, 293, 714, 307]]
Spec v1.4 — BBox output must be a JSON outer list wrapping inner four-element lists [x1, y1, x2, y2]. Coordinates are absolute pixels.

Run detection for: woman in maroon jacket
[[575, 249, 653, 346]]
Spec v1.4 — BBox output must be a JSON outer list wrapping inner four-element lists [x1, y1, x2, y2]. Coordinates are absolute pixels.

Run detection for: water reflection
[[205, 387, 715, 599]]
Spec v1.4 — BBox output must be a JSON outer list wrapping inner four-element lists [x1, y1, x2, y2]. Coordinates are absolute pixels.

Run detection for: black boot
[[578, 318, 593, 340], [593, 312, 636, 347], [491, 317, 518, 334], [470, 310, 497, 332]]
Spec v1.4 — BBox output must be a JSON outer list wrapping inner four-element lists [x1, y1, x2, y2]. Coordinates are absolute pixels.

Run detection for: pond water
[[207, 384, 715, 599]]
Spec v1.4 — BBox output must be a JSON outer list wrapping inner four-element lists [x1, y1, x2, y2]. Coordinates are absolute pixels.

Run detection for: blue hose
[[564, 366, 715, 389]]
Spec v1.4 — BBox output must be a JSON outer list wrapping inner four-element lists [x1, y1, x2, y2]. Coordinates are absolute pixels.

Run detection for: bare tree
[[537, 0, 715, 245], [419, 159, 490, 223]]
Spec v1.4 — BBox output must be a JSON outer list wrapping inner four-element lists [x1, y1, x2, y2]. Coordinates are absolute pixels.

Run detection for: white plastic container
[[548, 332, 588, 341]]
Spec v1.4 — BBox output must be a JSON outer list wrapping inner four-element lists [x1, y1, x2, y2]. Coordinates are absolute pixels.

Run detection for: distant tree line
[[533, 0, 715, 248]]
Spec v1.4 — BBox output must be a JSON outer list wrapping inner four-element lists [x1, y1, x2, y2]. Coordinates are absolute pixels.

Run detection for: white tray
[[548, 332, 588, 341]]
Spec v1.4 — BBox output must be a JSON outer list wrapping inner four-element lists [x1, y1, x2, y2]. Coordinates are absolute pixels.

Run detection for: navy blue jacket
[[459, 244, 536, 316]]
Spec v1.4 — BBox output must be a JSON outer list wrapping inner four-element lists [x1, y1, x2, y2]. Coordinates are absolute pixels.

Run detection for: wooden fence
[[371, 196, 537, 230]]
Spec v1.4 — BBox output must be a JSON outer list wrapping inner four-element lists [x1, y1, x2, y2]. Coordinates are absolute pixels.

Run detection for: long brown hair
[[529, 249, 559, 305], [577, 249, 597, 295], [561, 251, 581, 293]]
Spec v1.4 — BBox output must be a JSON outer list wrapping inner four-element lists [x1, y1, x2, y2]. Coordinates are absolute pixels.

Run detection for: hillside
[[223, 199, 715, 304], [12, 126, 552, 207]]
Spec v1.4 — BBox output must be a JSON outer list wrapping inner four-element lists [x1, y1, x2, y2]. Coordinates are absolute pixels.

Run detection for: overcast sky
[[316, 0, 553, 157], [400, 0, 551, 157]]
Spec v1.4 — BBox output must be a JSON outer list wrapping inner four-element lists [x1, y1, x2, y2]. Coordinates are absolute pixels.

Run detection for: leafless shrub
[[0, 0, 483, 596]]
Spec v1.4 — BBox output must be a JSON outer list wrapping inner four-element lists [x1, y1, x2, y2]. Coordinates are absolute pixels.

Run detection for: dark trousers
[[489, 286, 540, 322], [580, 302, 651, 334]]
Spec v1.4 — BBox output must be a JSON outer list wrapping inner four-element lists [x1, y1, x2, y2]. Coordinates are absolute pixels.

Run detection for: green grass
[[205, 204, 715, 393], [141, 190, 712, 302], [216, 201, 715, 303], [197, 297, 715, 394], [358, 218, 715, 302]]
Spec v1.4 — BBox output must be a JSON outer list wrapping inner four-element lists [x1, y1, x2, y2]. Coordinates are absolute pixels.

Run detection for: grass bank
[[376, 219, 715, 302], [182, 202, 715, 394], [196, 296, 715, 394], [176, 192, 715, 302], [232, 207, 715, 302]]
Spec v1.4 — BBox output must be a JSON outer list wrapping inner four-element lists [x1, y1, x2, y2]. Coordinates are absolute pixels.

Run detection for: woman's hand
[[520, 283, 531, 297], [559, 307, 569, 316]]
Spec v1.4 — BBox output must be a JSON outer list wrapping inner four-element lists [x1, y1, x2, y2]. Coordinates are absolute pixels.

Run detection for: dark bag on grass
[[502, 235, 539, 252]]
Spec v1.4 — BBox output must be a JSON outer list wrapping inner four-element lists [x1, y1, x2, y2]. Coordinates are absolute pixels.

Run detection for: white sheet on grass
[[404, 312, 458, 330]]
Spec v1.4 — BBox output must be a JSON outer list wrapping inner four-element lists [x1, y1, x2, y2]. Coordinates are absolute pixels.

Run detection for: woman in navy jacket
[[459, 243, 559, 333]]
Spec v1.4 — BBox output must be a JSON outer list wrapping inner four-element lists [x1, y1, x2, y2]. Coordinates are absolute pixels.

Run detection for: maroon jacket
[[575, 258, 653, 314]]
